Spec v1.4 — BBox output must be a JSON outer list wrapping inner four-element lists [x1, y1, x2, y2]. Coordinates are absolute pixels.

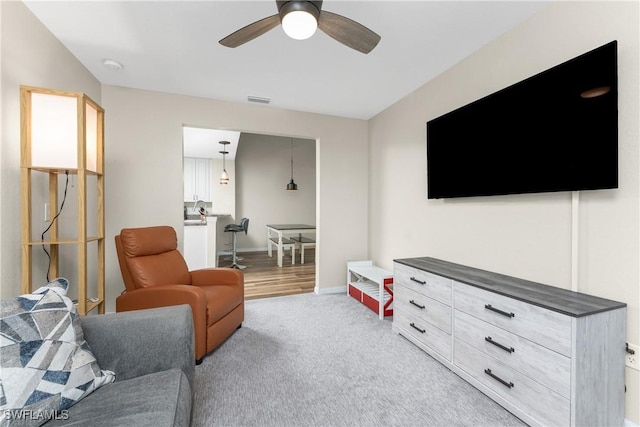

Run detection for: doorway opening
[[182, 126, 318, 299]]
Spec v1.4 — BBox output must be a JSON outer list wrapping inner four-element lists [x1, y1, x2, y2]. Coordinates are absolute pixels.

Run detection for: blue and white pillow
[[0, 278, 115, 426]]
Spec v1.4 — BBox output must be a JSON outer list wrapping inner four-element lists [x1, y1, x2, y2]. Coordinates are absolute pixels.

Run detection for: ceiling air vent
[[247, 95, 271, 104]]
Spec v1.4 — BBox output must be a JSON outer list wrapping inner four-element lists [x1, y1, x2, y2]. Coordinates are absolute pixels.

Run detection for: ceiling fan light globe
[[282, 10, 318, 40]]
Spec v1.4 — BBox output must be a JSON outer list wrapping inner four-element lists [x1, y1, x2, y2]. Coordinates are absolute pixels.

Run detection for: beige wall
[[0, 1, 101, 299], [212, 133, 316, 259], [368, 1, 639, 422], [102, 85, 368, 306], [232, 133, 316, 251]]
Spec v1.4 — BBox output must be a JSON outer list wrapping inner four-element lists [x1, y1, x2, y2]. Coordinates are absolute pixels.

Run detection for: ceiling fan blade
[[219, 14, 280, 48], [318, 10, 380, 54]]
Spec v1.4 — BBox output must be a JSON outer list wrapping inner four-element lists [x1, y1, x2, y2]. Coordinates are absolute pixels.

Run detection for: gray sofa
[[45, 305, 195, 427]]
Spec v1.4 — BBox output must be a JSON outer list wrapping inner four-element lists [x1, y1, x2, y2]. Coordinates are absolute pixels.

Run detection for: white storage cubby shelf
[[347, 260, 394, 319]]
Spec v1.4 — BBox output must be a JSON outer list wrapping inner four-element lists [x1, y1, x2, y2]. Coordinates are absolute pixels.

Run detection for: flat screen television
[[427, 41, 618, 199]]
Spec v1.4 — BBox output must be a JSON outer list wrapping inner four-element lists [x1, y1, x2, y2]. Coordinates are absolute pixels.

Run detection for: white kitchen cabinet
[[184, 157, 212, 202]]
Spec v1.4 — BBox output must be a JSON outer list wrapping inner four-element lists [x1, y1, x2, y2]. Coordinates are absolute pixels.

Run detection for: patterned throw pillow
[[0, 278, 115, 426]]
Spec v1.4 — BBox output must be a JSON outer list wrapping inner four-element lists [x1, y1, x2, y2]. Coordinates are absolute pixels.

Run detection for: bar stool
[[224, 218, 249, 269]]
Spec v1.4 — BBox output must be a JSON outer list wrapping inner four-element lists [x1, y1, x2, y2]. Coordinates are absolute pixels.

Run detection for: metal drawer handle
[[485, 336, 515, 353], [485, 304, 515, 318], [410, 277, 426, 285], [484, 368, 514, 389], [409, 322, 426, 334], [409, 300, 425, 309]]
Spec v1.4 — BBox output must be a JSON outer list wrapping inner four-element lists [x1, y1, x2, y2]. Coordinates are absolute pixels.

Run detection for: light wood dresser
[[392, 257, 626, 426]]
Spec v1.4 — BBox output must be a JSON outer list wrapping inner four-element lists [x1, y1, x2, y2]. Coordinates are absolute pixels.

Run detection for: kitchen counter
[[184, 213, 231, 226]]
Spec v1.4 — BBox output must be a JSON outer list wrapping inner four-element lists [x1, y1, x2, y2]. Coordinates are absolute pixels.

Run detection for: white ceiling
[[24, 1, 551, 120], [183, 127, 240, 159]]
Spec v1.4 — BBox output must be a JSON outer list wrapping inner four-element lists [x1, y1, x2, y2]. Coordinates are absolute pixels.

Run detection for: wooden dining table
[[266, 224, 316, 267]]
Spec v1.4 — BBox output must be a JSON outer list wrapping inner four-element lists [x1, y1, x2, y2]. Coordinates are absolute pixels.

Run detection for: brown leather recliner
[[114, 226, 244, 362]]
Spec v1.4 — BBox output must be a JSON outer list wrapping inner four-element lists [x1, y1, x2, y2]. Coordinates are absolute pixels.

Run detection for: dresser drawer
[[454, 339, 569, 426], [454, 310, 570, 398], [395, 284, 451, 334], [454, 281, 572, 356], [394, 262, 452, 305], [394, 307, 451, 361]]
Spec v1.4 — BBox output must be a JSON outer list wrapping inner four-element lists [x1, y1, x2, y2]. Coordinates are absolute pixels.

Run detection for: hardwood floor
[[218, 249, 316, 300]]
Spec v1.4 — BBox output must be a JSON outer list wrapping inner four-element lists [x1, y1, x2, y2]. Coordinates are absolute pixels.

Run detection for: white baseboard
[[315, 285, 346, 295], [625, 418, 638, 427], [217, 247, 268, 257], [238, 247, 268, 253]]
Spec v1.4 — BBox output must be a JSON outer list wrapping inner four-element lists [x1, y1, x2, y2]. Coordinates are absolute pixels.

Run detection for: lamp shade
[[23, 87, 102, 173], [220, 169, 229, 185], [219, 140, 230, 185], [286, 179, 298, 191]]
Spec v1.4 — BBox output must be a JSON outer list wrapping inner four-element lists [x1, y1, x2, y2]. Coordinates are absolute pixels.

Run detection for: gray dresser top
[[394, 257, 626, 317]]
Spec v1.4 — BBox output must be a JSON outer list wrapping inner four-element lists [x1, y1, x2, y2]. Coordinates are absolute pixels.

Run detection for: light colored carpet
[[192, 293, 525, 427]]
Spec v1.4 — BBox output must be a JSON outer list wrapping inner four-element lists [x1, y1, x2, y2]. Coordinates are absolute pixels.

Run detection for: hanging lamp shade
[[219, 140, 230, 185], [220, 169, 229, 185], [287, 138, 298, 191]]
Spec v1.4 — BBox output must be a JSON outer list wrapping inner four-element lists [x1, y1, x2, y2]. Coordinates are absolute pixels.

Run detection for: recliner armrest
[[79, 305, 195, 391], [190, 268, 243, 288], [115, 285, 207, 360]]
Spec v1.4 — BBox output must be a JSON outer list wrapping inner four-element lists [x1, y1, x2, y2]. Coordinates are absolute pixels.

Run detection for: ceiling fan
[[219, 1, 381, 54]]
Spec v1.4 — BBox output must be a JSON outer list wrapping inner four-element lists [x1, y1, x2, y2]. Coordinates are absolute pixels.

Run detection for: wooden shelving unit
[[20, 86, 105, 315]]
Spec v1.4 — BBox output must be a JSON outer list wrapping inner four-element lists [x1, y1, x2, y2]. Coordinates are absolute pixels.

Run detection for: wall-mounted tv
[[427, 41, 618, 199]]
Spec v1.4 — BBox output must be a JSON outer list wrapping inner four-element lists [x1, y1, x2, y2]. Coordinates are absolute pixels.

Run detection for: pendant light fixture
[[286, 138, 298, 191], [219, 140, 230, 185]]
